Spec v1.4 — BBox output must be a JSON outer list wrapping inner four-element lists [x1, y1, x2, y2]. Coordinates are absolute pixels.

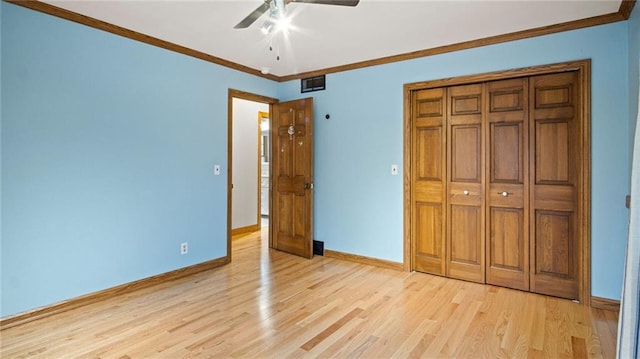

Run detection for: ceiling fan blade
[[234, 1, 271, 29], [290, 0, 359, 6]]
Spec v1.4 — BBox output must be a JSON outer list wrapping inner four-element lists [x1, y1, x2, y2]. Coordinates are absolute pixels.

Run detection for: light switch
[[214, 165, 221, 176], [391, 164, 398, 176]]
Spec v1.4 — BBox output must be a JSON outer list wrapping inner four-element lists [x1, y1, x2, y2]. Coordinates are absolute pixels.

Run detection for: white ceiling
[[43, 0, 623, 78]]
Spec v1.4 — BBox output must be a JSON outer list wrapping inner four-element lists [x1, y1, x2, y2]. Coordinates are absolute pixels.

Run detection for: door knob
[[304, 183, 313, 190]]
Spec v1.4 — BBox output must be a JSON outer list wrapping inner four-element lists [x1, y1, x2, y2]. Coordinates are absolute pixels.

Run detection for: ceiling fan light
[[261, 19, 274, 34], [275, 16, 291, 32]]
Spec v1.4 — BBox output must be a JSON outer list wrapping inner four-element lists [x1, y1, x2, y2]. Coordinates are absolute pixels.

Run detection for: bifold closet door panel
[[446, 84, 485, 283], [412, 88, 447, 275], [485, 78, 530, 291], [529, 72, 580, 300]]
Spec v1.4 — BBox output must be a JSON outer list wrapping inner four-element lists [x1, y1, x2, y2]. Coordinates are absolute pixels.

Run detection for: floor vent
[[313, 240, 324, 256]]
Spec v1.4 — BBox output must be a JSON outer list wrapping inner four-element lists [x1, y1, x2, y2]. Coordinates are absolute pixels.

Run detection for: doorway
[[227, 90, 277, 259], [231, 98, 268, 235], [227, 90, 316, 260]]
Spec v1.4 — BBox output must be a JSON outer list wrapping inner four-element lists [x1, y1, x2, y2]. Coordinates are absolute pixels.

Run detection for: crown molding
[[4, 0, 280, 81], [5, 0, 636, 82], [280, 1, 636, 81]]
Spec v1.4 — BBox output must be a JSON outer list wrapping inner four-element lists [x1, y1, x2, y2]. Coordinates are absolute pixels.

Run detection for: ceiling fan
[[234, 0, 360, 30]]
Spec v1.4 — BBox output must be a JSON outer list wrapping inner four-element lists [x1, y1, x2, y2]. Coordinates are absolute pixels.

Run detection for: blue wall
[[1, 2, 277, 317], [1, 2, 634, 317], [279, 21, 631, 301]]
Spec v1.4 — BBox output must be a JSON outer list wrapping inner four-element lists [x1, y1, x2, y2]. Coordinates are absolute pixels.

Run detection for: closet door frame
[[403, 59, 591, 304]]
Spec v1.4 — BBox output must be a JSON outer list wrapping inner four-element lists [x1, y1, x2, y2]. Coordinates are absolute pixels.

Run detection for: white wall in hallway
[[232, 98, 268, 229]]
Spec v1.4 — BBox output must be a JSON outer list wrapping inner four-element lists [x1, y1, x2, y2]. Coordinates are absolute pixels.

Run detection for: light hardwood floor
[[1, 225, 618, 358]]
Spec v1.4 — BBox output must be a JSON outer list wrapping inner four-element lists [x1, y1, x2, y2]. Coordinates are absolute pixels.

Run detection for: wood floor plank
[[0, 224, 619, 358], [301, 307, 364, 351]]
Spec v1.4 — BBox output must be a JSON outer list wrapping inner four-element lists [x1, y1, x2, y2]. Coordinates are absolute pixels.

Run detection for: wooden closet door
[[447, 84, 485, 283], [412, 88, 447, 275], [485, 78, 530, 291], [529, 72, 580, 300]]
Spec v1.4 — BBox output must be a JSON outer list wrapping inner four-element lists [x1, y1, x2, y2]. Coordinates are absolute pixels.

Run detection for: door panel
[[449, 204, 481, 267], [536, 211, 573, 277], [447, 84, 484, 283], [536, 121, 570, 183], [485, 78, 529, 291], [415, 203, 443, 261], [451, 126, 481, 182], [489, 208, 524, 268], [416, 128, 442, 181], [412, 88, 447, 275], [271, 98, 314, 258], [530, 72, 579, 299], [491, 124, 522, 183]]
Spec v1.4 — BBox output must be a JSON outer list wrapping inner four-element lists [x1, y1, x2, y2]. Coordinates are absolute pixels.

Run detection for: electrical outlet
[[180, 242, 188, 255]]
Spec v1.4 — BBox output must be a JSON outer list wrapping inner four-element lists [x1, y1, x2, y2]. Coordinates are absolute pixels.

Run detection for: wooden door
[[271, 98, 314, 258], [446, 84, 485, 283], [529, 72, 580, 300], [485, 78, 530, 291], [412, 88, 447, 275]]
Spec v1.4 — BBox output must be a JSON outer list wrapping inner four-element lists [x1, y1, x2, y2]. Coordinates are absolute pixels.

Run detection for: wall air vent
[[301, 75, 326, 93]]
